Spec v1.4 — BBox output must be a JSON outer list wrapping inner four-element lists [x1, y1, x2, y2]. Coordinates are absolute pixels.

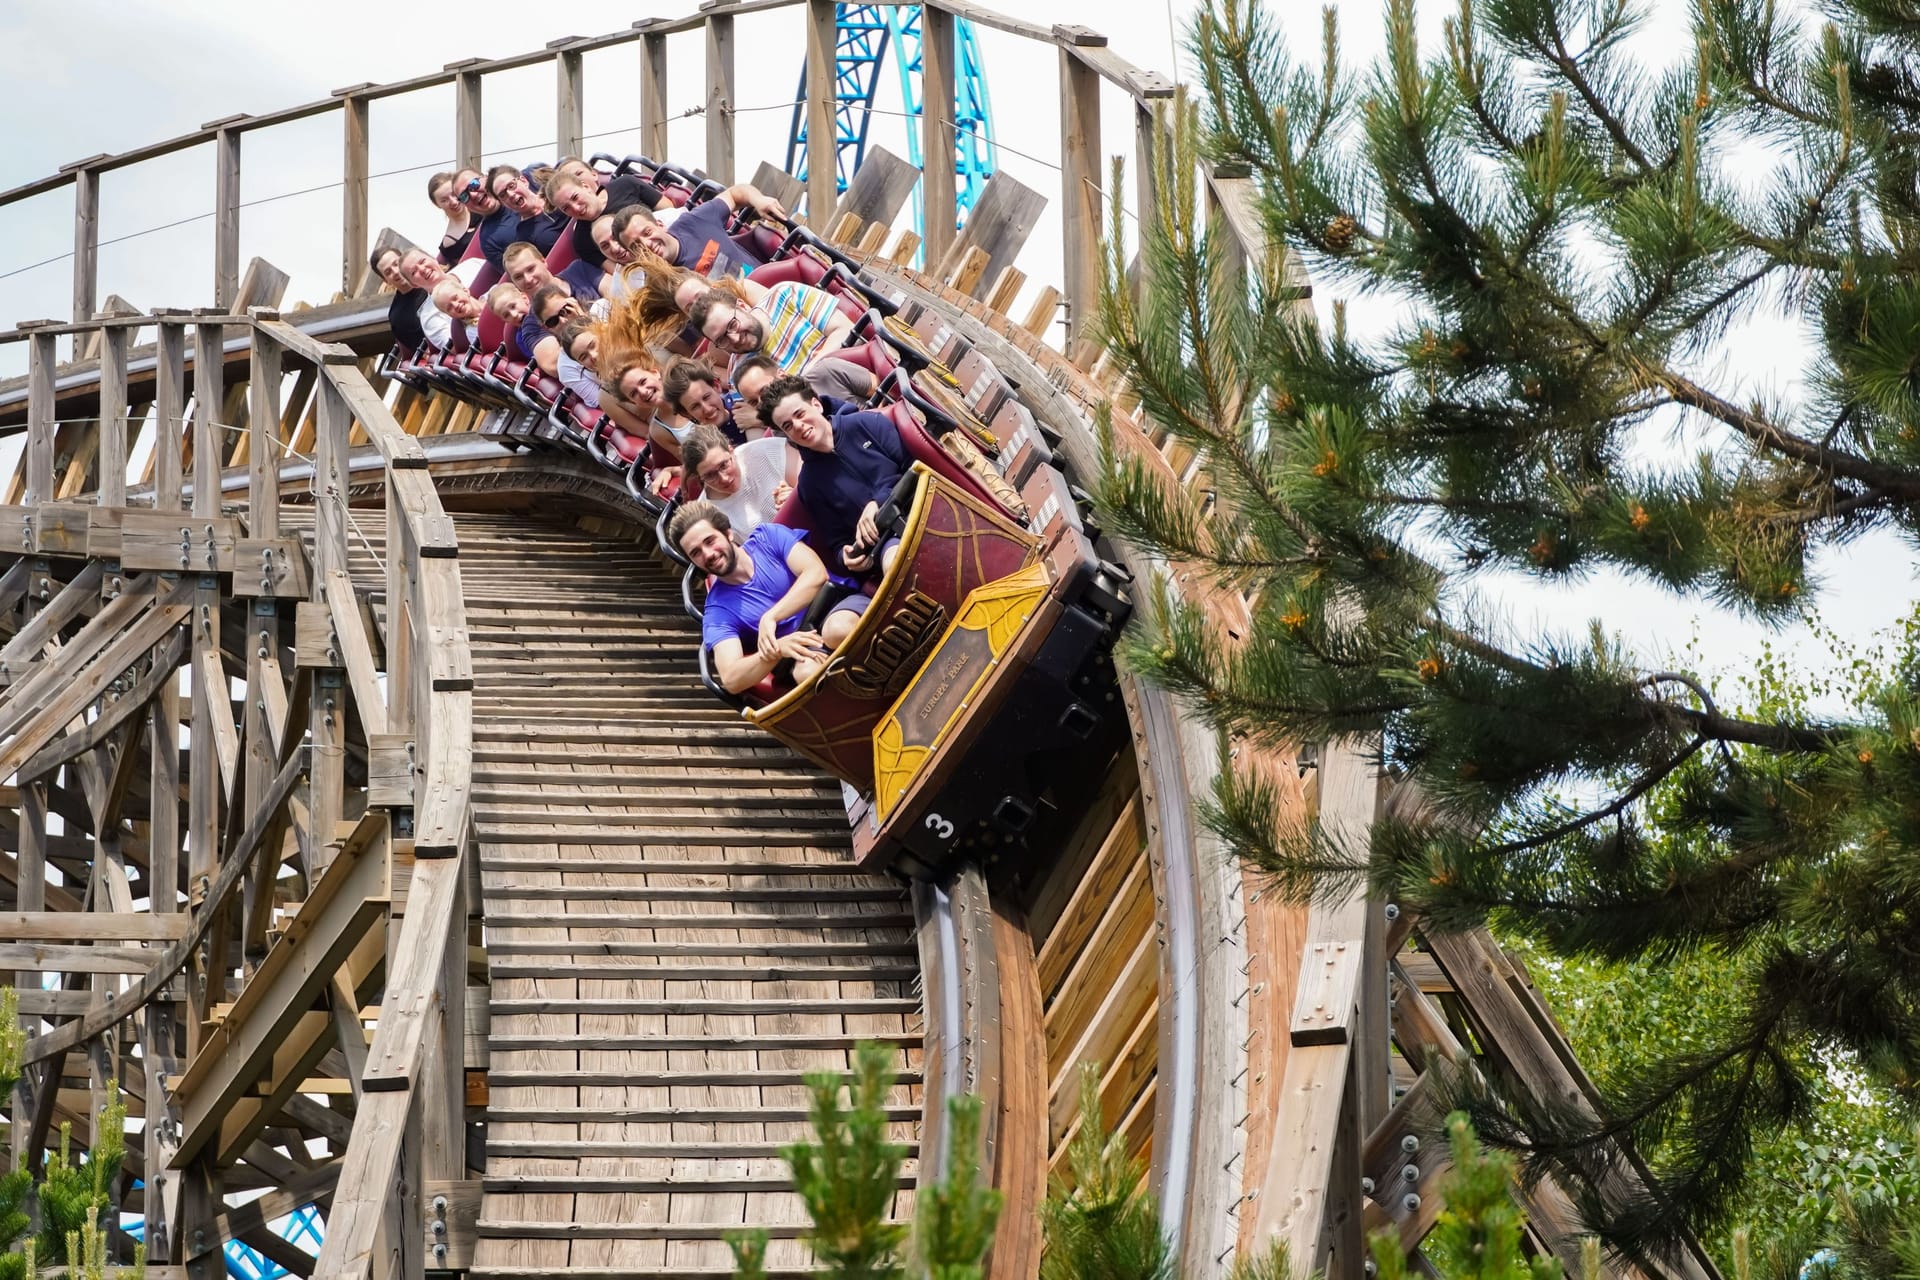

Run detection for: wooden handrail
[[0, 0, 1177, 324]]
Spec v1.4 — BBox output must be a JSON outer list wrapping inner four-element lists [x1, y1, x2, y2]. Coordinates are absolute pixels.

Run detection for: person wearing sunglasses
[[485, 164, 568, 263], [517, 281, 589, 376], [428, 167, 500, 266]]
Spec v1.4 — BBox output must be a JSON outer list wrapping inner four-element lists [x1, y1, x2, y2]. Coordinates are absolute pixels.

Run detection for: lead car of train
[[385, 155, 1132, 881]]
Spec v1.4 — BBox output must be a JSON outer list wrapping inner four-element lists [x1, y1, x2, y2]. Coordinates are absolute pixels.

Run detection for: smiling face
[[592, 216, 631, 265], [430, 177, 461, 216], [493, 173, 545, 218], [506, 251, 553, 296], [554, 180, 602, 222], [630, 217, 678, 263], [401, 251, 445, 290], [694, 445, 743, 498], [619, 367, 663, 412], [454, 168, 499, 216], [678, 519, 738, 577], [488, 286, 529, 327], [700, 302, 764, 355], [769, 392, 831, 451], [679, 379, 727, 427]]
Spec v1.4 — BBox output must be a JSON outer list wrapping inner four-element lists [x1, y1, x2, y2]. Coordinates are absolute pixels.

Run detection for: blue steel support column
[[786, 5, 996, 243]]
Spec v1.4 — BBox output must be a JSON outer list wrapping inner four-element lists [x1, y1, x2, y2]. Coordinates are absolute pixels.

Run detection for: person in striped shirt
[[689, 281, 854, 376]]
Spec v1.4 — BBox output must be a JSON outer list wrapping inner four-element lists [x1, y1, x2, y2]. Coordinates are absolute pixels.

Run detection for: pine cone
[[1324, 215, 1358, 253]]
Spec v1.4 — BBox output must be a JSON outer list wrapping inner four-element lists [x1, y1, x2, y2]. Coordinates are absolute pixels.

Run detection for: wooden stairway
[[387, 513, 922, 1278]]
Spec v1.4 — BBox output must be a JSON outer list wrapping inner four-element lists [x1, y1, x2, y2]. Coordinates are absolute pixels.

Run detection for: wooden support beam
[[98, 321, 130, 507], [192, 320, 224, 518], [22, 746, 310, 1068], [341, 95, 370, 298], [803, 0, 837, 226], [153, 321, 187, 510], [214, 129, 242, 309], [455, 69, 482, 172], [640, 32, 669, 162], [24, 330, 56, 506], [920, 5, 958, 268], [72, 167, 100, 358], [19, 626, 183, 783], [0, 560, 105, 682], [1058, 48, 1102, 363], [555, 48, 584, 160], [704, 11, 736, 183], [248, 332, 282, 538]]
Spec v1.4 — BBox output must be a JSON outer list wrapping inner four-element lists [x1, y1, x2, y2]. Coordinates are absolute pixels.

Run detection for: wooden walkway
[[361, 513, 922, 1278]]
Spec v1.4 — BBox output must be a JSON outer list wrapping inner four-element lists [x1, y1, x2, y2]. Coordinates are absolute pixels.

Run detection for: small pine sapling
[[0, 989, 30, 1280], [1038, 1065, 1174, 1280], [914, 1093, 1002, 1280], [1366, 1114, 1561, 1280], [780, 1041, 909, 1279]]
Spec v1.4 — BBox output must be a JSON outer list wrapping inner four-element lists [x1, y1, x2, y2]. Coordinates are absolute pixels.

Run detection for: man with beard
[[669, 500, 868, 692]]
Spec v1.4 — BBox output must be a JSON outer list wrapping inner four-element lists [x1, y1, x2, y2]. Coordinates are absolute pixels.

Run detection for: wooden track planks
[[425, 514, 923, 1279]]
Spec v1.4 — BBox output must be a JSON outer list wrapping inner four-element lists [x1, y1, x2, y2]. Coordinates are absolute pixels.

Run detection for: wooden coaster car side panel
[[744, 464, 1040, 790]]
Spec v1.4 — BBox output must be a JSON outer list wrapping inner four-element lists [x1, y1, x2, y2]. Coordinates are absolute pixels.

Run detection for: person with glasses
[[678, 424, 798, 535], [486, 164, 568, 259], [428, 167, 500, 266], [689, 282, 853, 377], [758, 374, 909, 577], [520, 282, 587, 375]]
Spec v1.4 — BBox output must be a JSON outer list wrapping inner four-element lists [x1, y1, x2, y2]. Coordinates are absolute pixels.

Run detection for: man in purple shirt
[[670, 500, 868, 693]]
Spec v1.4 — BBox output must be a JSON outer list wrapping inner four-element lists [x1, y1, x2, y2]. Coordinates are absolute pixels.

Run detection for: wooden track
[[347, 511, 922, 1278]]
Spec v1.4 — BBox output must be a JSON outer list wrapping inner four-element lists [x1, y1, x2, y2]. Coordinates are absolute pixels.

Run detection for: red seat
[[830, 340, 898, 388], [749, 257, 863, 322], [876, 399, 1010, 518], [470, 262, 502, 298], [476, 307, 506, 353], [545, 228, 579, 276], [730, 222, 786, 264], [459, 228, 487, 264]]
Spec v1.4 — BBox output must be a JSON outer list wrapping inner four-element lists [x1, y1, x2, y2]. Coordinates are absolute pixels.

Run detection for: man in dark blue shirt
[[486, 165, 567, 257], [758, 376, 909, 578]]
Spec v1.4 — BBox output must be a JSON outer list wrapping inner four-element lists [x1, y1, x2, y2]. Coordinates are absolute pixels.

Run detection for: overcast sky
[[0, 0, 1911, 712]]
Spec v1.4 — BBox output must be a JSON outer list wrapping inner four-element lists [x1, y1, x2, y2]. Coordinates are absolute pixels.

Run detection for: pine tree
[[0, 989, 32, 1280], [1369, 1114, 1563, 1280], [1095, 0, 1920, 1266], [728, 1041, 999, 1280], [913, 1095, 1002, 1280], [1038, 1066, 1174, 1280], [782, 1041, 910, 1279]]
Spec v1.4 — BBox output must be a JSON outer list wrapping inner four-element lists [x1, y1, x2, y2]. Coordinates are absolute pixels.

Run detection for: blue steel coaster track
[[784, 3, 996, 237]]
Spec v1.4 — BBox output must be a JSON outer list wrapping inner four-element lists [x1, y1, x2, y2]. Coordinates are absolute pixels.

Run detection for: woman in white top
[[679, 425, 798, 534]]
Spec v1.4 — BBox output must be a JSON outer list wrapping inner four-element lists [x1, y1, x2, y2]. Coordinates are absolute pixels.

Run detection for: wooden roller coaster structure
[[0, 4, 1725, 1278]]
